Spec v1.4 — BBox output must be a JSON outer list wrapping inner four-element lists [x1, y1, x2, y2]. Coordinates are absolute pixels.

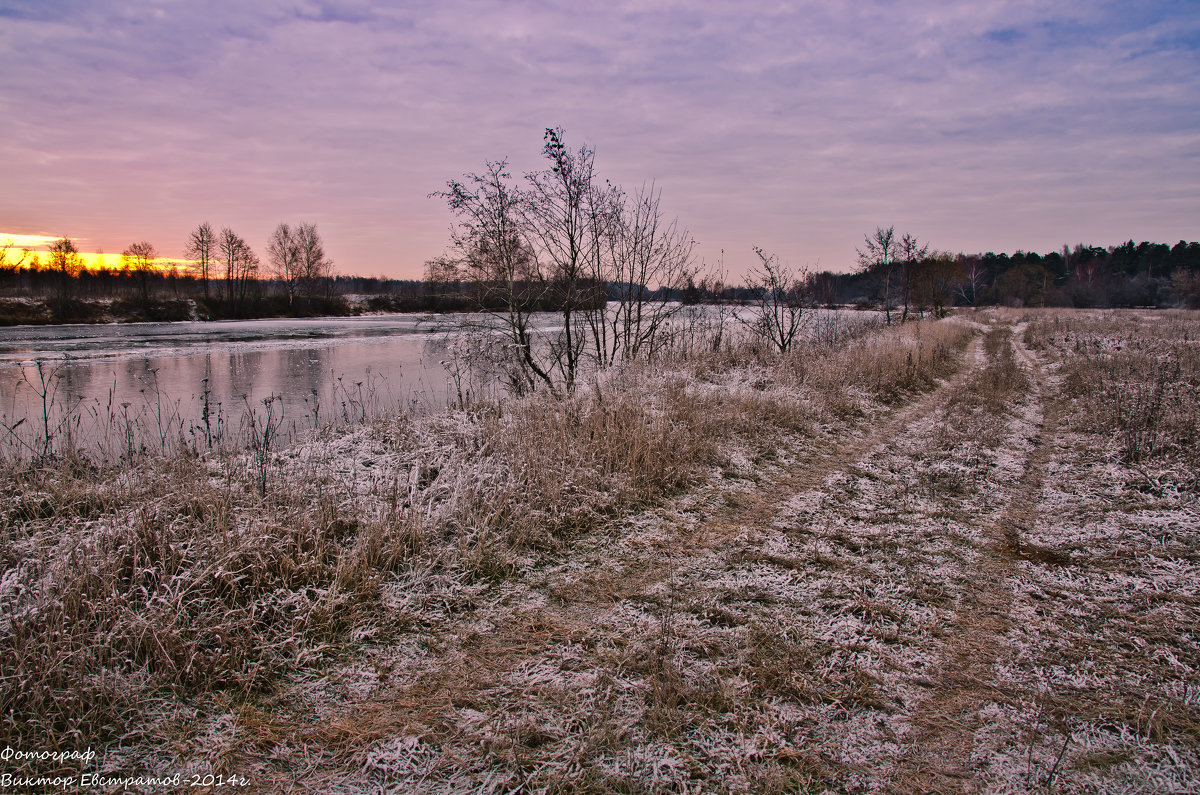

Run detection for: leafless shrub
[[737, 248, 809, 354]]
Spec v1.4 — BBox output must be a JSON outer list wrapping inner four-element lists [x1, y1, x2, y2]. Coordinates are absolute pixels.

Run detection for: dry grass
[[8, 309, 1196, 791], [970, 309, 1200, 792], [1048, 314, 1200, 468], [16, 309, 1145, 791]]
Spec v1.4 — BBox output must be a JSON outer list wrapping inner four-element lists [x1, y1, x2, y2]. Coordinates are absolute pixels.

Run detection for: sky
[[1, 0, 1197, 280]]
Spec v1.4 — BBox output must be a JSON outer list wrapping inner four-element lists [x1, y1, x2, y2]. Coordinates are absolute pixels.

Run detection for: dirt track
[[223, 313, 1198, 793]]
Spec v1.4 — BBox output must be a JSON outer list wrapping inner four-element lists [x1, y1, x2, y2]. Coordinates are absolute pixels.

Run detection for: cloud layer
[[2, 0, 1197, 276]]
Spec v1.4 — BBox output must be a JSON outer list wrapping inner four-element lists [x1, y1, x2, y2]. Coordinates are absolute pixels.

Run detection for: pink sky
[[2, 1, 1197, 281]]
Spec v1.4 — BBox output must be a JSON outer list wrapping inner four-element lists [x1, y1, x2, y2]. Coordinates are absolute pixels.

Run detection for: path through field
[[230, 314, 1197, 793]]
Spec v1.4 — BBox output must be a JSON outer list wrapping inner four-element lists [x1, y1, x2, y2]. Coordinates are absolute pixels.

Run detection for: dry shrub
[[1072, 353, 1197, 464]]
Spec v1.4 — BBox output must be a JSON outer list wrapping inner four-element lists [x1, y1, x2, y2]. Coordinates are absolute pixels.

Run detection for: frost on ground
[[963, 313, 1200, 794], [2, 310, 1197, 793]]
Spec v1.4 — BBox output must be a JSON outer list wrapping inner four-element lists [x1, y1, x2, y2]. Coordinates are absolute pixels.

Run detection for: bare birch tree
[[858, 226, 899, 324], [184, 222, 216, 301], [267, 223, 301, 305], [956, 256, 987, 305]]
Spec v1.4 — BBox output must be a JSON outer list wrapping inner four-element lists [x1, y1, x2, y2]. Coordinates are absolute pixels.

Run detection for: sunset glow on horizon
[[1, 233, 190, 274], [1, 1, 1197, 281]]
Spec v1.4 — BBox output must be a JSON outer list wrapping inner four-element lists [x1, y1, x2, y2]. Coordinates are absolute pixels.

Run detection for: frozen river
[[0, 314, 462, 455]]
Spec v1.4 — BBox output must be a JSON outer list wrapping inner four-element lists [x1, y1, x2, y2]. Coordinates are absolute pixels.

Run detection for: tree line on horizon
[[831, 235, 1200, 313], [3, 206, 1199, 328], [425, 233, 1200, 315], [4, 229, 1199, 327], [0, 221, 339, 322]]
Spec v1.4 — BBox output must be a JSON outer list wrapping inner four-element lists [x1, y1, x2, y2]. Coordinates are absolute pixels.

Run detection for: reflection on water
[[0, 315, 455, 451]]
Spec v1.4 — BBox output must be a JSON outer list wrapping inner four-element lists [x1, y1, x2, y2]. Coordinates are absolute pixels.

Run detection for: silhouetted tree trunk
[[121, 240, 158, 304], [185, 222, 217, 302], [858, 226, 898, 324], [48, 237, 80, 313]]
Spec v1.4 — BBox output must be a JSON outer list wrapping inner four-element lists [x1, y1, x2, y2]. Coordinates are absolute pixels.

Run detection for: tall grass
[[0, 363, 407, 470], [797, 314, 974, 404]]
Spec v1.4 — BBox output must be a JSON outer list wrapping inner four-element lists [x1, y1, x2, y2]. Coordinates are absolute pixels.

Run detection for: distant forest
[[2, 236, 1199, 325], [671, 238, 1200, 313]]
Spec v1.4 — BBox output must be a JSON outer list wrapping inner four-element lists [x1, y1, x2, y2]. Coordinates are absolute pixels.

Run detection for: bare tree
[[520, 127, 609, 391], [122, 241, 158, 303], [217, 228, 256, 309], [897, 232, 930, 323], [48, 237, 82, 308], [267, 223, 301, 305], [914, 252, 960, 318], [218, 228, 240, 303], [434, 128, 700, 393], [594, 183, 697, 365], [184, 222, 217, 301], [956, 255, 987, 306], [0, 241, 21, 294], [266, 222, 331, 305], [434, 159, 555, 394], [425, 256, 457, 284], [294, 222, 333, 299], [858, 226, 899, 324], [0, 239, 31, 273], [739, 247, 807, 354], [235, 245, 259, 307]]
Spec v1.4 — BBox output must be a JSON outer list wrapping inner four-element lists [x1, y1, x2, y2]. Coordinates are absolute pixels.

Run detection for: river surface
[[0, 315, 466, 452], [0, 307, 875, 458]]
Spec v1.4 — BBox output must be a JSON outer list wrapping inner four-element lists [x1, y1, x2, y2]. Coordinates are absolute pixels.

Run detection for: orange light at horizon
[[1, 233, 202, 275], [0, 232, 62, 250]]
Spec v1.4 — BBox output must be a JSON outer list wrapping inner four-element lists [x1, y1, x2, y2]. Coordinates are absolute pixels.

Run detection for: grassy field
[[1, 308, 1197, 793]]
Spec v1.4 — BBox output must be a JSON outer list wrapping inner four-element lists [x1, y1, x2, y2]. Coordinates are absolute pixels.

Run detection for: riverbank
[[0, 288, 595, 326], [2, 309, 1197, 792], [0, 295, 360, 325]]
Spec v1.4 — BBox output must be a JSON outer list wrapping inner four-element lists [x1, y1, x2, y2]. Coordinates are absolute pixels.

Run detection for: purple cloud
[[1, 0, 1197, 278]]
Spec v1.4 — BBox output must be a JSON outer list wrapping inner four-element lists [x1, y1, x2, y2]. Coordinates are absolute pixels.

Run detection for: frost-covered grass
[[0, 313, 972, 784], [11, 310, 1197, 792], [964, 309, 1200, 793]]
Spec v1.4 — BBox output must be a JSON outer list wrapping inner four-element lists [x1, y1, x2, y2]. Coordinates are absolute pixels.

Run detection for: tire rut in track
[[889, 322, 1060, 794], [698, 332, 988, 541]]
